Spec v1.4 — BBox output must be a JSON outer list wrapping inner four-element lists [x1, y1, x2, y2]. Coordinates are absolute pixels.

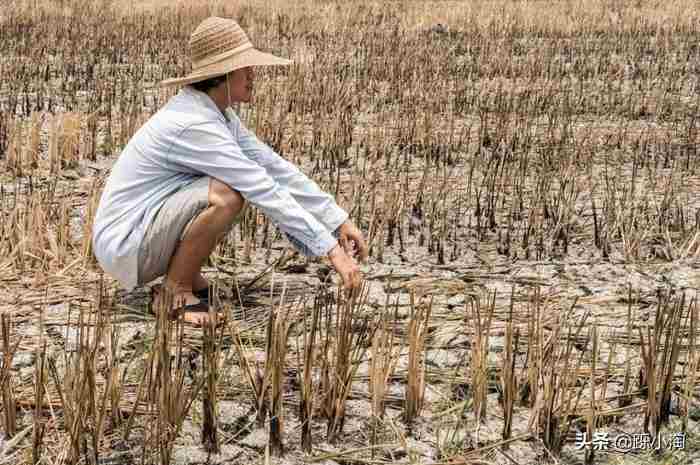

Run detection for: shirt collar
[[181, 86, 230, 123]]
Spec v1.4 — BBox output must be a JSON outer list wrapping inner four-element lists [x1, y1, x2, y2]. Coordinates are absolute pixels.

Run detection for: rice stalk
[[5, 119, 22, 176], [1, 315, 20, 439], [201, 294, 225, 454], [585, 324, 599, 465], [638, 289, 687, 437], [47, 114, 60, 175], [658, 293, 689, 425], [269, 283, 293, 457], [8, 191, 50, 272], [85, 110, 99, 162], [521, 287, 544, 407], [149, 286, 205, 465], [498, 291, 518, 444], [532, 300, 587, 458], [682, 296, 698, 433], [467, 290, 495, 423], [297, 295, 321, 453], [81, 177, 105, 266], [369, 298, 399, 420], [366, 296, 401, 457], [32, 338, 47, 465], [619, 285, 634, 409], [122, 341, 155, 443], [231, 318, 270, 426], [321, 283, 373, 443], [106, 310, 129, 430], [404, 290, 432, 429], [67, 308, 97, 463], [54, 196, 73, 268], [43, 282, 114, 464], [47, 113, 81, 174], [26, 112, 41, 171], [92, 290, 120, 463]]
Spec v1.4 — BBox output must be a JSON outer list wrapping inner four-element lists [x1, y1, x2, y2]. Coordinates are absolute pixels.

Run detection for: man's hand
[[337, 220, 368, 263], [327, 244, 362, 291]]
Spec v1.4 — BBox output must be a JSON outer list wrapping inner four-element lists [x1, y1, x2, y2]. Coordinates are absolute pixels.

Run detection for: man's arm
[[169, 120, 338, 258], [234, 117, 349, 232]]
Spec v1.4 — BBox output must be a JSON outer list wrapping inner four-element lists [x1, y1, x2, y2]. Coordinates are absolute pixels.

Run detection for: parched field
[[1, 1, 700, 464]]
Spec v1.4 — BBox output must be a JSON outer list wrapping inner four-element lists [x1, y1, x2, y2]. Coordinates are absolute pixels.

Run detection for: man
[[92, 17, 367, 325]]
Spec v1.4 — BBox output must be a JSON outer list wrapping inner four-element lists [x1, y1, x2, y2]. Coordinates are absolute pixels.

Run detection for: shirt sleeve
[[234, 117, 349, 232], [168, 119, 339, 257]]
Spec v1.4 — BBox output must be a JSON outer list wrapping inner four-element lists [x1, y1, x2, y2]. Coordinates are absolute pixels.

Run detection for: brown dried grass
[[404, 290, 432, 428]]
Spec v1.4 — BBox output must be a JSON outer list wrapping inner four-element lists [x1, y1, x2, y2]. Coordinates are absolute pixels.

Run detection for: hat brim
[[158, 48, 292, 88]]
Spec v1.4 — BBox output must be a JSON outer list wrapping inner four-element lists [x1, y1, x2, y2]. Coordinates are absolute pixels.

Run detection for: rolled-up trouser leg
[[137, 176, 247, 286]]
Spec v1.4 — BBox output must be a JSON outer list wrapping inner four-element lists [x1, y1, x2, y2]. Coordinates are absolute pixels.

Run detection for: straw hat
[[159, 17, 292, 88]]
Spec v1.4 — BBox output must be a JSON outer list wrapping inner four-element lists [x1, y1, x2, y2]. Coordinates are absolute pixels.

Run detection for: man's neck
[[205, 88, 231, 121]]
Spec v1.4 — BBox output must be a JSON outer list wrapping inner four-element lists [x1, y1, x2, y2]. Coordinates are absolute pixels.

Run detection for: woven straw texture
[[159, 17, 291, 88]]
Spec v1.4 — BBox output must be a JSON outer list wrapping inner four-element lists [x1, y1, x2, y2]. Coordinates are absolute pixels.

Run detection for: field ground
[[1, 0, 700, 464]]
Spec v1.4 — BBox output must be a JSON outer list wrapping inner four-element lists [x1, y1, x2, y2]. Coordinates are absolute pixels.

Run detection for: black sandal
[[150, 284, 212, 305], [149, 284, 219, 324], [193, 285, 211, 304]]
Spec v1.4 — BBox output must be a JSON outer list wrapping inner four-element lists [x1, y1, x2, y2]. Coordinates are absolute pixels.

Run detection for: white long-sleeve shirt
[[92, 86, 348, 290]]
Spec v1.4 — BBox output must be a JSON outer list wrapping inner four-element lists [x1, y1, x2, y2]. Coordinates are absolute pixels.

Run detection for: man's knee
[[209, 178, 244, 216]]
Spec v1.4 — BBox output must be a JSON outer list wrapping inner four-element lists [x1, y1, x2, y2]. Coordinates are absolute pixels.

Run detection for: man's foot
[[174, 291, 222, 326], [193, 286, 212, 303], [193, 274, 218, 305], [193, 272, 210, 295], [182, 307, 222, 326], [151, 285, 223, 327]]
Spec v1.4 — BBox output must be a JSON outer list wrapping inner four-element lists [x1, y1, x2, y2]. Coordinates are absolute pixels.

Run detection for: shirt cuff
[[324, 207, 349, 234], [285, 228, 338, 257], [316, 231, 339, 257]]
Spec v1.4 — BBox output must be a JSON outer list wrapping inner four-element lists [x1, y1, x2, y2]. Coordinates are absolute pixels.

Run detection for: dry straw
[[297, 294, 321, 453], [201, 298, 225, 454], [369, 298, 400, 420], [585, 324, 599, 465], [48, 113, 81, 174], [3, 0, 700, 463], [32, 339, 47, 465], [527, 295, 587, 459], [320, 283, 373, 443], [43, 281, 123, 464], [498, 290, 518, 444], [81, 177, 106, 267], [638, 290, 688, 437], [1, 315, 19, 439], [267, 279, 293, 457], [231, 317, 271, 425], [268, 304, 293, 457], [404, 290, 432, 429], [467, 290, 495, 423], [148, 286, 205, 465], [682, 298, 698, 433]]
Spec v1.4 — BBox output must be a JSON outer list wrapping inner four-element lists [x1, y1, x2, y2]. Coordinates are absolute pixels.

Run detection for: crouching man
[[92, 17, 367, 325]]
